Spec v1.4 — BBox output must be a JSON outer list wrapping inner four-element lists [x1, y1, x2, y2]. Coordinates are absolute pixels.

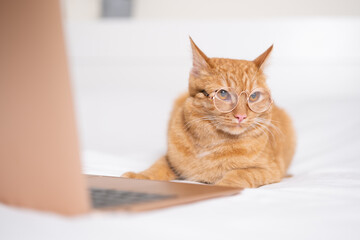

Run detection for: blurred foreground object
[[0, 0, 89, 215]]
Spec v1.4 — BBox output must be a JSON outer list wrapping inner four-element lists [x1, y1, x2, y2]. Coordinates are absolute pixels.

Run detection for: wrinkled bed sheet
[[1, 97, 360, 240]]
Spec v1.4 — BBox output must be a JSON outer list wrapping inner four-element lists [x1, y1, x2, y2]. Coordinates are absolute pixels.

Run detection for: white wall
[[66, 19, 360, 98], [134, 0, 360, 19], [62, 0, 101, 20], [64, 19, 360, 155], [62, 0, 360, 20]]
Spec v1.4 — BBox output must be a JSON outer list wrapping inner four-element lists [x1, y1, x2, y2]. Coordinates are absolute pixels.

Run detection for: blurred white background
[[61, 0, 360, 161], [63, 0, 360, 19]]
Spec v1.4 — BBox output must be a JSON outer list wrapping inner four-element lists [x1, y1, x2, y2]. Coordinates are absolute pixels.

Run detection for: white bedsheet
[[1, 99, 359, 240], [1, 18, 360, 240]]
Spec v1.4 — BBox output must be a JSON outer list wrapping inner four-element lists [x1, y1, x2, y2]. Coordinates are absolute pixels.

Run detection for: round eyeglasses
[[202, 87, 273, 113]]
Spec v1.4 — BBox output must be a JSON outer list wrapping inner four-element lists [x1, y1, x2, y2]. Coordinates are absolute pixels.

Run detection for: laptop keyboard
[[89, 188, 176, 209]]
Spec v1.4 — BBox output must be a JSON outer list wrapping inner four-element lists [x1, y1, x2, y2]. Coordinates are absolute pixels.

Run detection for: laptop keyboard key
[[89, 188, 176, 209]]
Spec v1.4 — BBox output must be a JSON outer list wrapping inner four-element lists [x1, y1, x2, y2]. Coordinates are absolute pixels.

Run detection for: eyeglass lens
[[213, 88, 272, 113]]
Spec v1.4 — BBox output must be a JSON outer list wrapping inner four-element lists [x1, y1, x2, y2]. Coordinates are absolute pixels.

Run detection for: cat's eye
[[249, 91, 261, 102], [213, 88, 238, 112], [217, 89, 230, 101], [247, 88, 272, 113]]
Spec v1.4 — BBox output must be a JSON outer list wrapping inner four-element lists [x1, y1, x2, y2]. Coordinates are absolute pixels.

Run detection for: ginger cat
[[122, 38, 296, 188]]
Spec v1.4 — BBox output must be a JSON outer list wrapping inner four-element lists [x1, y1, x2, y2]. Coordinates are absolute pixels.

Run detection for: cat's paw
[[215, 178, 250, 188], [121, 171, 150, 180]]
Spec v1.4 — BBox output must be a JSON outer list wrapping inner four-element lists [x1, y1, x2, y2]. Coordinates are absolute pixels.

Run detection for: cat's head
[[187, 37, 273, 136]]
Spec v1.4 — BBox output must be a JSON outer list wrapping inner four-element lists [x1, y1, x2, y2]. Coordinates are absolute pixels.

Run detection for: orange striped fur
[[122, 38, 296, 188]]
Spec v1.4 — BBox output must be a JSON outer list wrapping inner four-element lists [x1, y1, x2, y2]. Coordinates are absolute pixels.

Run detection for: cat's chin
[[216, 124, 248, 136]]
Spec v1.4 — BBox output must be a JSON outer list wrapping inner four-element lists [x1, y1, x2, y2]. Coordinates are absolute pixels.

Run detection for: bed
[[1, 18, 360, 240]]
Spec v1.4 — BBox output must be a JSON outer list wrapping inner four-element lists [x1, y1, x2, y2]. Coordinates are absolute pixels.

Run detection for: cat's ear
[[189, 37, 211, 77], [253, 44, 273, 69]]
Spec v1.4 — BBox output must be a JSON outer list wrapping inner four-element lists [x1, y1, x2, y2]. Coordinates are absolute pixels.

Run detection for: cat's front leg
[[215, 167, 282, 188], [121, 156, 177, 181]]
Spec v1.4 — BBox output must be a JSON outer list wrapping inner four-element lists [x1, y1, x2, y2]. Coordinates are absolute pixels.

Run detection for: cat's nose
[[235, 114, 247, 123]]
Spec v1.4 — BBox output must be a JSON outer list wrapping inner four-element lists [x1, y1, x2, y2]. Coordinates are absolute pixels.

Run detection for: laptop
[[0, 0, 241, 215]]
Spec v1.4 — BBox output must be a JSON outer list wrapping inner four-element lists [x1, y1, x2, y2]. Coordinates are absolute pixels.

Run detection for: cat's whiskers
[[255, 117, 283, 136], [246, 123, 269, 141], [184, 113, 281, 140], [251, 121, 271, 140], [253, 119, 278, 140], [184, 116, 217, 131], [184, 118, 207, 130], [256, 117, 282, 125]]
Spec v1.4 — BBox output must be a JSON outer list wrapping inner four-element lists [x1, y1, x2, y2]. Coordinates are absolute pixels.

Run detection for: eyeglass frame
[[201, 87, 274, 113]]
